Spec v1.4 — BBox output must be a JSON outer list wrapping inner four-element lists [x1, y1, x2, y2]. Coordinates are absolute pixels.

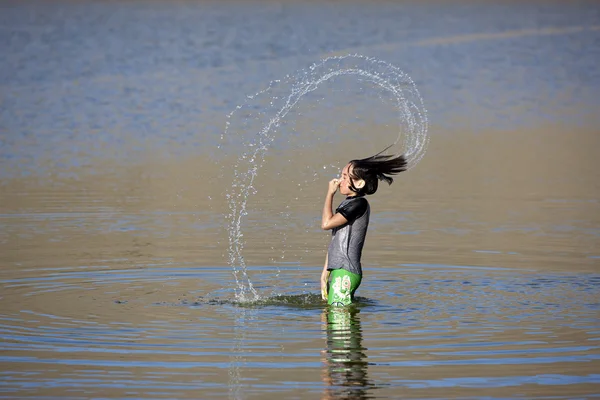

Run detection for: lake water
[[1, 0, 600, 398]]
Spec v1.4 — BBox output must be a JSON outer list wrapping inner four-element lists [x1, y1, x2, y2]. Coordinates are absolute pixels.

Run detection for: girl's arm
[[321, 179, 348, 230], [321, 253, 329, 301]]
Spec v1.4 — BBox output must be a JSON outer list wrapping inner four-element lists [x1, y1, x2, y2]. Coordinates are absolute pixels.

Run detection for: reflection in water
[[321, 307, 370, 400], [229, 308, 255, 400]]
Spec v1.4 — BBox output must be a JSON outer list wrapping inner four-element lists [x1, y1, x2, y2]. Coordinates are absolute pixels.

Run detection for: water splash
[[221, 54, 428, 301]]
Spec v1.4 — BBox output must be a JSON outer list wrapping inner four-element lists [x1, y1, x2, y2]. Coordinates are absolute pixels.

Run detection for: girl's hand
[[320, 279, 328, 301], [328, 178, 340, 195], [321, 268, 330, 301]]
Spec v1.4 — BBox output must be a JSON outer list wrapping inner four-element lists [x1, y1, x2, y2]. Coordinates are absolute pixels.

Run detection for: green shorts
[[327, 268, 362, 306]]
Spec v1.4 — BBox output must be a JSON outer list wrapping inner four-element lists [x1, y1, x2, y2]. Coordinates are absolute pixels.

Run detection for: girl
[[320, 151, 407, 306]]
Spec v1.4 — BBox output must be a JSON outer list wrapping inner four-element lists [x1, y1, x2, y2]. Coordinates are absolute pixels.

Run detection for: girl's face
[[339, 163, 364, 196]]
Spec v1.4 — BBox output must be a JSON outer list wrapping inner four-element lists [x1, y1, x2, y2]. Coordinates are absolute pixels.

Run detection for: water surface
[[1, 0, 599, 398]]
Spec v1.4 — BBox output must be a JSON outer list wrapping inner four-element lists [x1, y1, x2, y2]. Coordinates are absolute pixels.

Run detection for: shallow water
[[1, 0, 600, 398], [1, 264, 599, 398]]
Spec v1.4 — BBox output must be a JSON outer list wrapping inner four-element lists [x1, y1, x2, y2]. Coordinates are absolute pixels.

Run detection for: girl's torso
[[327, 196, 370, 275]]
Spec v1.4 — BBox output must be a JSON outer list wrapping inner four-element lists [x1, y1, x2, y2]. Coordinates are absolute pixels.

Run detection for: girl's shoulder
[[338, 196, 369, 221]]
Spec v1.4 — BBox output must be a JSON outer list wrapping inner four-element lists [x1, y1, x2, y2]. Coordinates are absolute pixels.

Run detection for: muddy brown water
[[1, 1, 599, 398]]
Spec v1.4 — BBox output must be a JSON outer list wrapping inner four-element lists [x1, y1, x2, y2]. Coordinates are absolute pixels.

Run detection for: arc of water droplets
[[221, 54, 428, 301]]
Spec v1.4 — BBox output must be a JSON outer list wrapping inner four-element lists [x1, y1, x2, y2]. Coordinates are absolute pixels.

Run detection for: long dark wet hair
[[348, 146, 407, 196]]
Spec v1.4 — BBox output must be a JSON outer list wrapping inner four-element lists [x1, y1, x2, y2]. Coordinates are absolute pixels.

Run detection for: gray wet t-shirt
[[327, 196, 370, 276]]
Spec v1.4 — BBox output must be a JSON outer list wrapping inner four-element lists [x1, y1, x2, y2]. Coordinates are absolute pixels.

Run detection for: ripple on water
[[0, 263, 598, 397]]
